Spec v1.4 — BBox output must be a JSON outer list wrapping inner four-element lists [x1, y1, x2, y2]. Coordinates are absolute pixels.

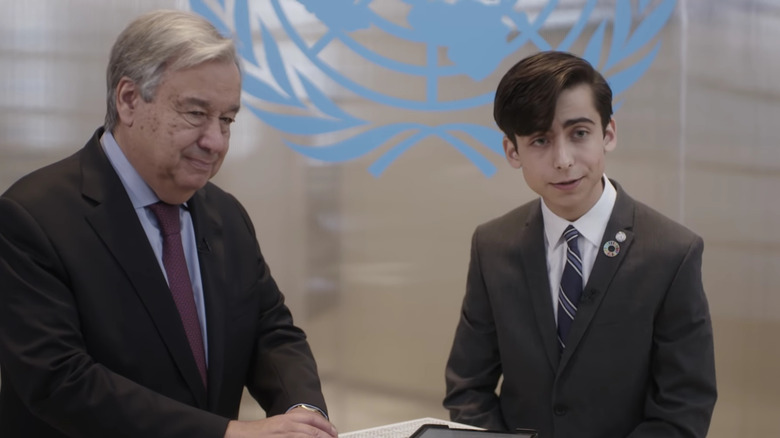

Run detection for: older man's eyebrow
[[177, 96, 210, 108], [178, 96, 240, 114]]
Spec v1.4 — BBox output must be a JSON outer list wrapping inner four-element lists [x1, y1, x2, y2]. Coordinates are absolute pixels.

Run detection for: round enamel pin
[[603, 241, 620, 257], [615, 231, 626, 242]]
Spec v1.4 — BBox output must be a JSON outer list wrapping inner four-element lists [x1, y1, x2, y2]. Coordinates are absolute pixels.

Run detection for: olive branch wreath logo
[[191, 0, 677, 177]]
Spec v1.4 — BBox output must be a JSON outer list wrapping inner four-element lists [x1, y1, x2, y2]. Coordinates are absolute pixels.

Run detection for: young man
[[443, 51, 716, 438], [0, 10, 337, 438]]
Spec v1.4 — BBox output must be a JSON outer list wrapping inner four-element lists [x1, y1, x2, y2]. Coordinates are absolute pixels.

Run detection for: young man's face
[[114, 59, 241, 204], [503, 83, 616, 221]]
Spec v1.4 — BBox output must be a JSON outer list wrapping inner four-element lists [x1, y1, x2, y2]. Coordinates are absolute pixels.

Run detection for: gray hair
[[104, 9, 239, 131]]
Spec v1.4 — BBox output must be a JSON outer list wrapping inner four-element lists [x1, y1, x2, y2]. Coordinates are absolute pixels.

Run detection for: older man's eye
[[182, 111, 207, 125]]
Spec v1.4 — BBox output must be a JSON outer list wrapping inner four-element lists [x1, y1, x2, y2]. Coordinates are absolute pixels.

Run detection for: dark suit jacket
[[0, 128, 327, 437], [444, 182, 716, 438]]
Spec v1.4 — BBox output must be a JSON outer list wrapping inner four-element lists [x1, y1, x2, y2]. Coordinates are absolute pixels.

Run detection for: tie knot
[[564, 225, 579, 239], [563, 225, 580, 247], [148, 202, 181, 236]]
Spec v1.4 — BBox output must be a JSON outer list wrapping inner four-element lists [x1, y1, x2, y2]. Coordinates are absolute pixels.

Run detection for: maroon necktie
[[148, 202, 207, 386]]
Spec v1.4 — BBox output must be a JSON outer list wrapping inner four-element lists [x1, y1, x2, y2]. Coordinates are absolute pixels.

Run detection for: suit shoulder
[[478, 199, 539, 230], [473, 199, 540, 238], [199, 181, 239, 205], [197, 182, 254, 224], [624, 197, 705, 266], [2, 151, 82, 207], [631, 199, 702, 244]]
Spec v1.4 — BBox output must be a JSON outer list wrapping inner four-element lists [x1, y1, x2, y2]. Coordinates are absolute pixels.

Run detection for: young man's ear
[[603, 118, 617, 153], [503, 136, 522, 169], [115, 77, 141, 128]]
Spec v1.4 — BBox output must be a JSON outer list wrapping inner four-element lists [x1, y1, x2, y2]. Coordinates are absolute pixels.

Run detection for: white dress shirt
[[541, 175, 617, 324]]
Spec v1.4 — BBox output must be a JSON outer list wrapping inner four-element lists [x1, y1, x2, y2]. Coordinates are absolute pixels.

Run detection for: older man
[[0, 10, 336, 438]]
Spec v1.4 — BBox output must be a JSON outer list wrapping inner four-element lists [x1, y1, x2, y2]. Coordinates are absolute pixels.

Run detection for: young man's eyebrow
[[562, 117, 596, 128]]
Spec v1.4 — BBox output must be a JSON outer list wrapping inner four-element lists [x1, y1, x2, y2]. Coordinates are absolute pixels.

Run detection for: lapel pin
[[603, 241, 620, 257], [615, 231, 626, 242]]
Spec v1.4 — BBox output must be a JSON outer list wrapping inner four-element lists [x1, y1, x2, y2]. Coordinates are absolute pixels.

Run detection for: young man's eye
[[573, 129, 589, 138], [531, 137, 548, 146]]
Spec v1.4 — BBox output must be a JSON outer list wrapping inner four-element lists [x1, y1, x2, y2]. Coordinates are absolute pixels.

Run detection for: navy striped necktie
[[557, 225, 583, 351]]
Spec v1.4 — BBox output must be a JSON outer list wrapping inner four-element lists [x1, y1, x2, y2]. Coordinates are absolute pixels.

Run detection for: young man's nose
[[553, 143, 574, 169]]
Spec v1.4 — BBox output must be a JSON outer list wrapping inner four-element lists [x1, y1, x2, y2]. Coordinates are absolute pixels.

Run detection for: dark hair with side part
[[493, 51, 613, 149]]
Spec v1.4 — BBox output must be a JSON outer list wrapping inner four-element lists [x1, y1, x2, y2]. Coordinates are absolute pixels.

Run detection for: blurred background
[[1, 0, 778, 436]]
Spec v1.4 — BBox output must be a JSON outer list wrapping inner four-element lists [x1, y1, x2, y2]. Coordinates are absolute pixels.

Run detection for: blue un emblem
[[191, 0, 677, 177]]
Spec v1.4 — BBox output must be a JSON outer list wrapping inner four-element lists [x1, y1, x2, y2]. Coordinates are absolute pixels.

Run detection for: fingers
[[224, 413, 338, 438], [284, 410, 338, 438], [295, 422, 337, 438]]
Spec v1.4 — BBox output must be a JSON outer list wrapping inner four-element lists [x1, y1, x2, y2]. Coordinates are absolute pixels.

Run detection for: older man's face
[[119, 59, 241, 204]]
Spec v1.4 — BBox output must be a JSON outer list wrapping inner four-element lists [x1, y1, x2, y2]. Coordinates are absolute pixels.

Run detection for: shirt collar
[[100, 130, 160, 209], [100, 131, 191, 211], [542, 175, 617, 249]]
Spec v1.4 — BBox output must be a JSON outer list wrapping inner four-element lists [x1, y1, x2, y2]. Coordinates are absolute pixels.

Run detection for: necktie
[[557, 225, 583, 350], [148, 202, 207, 386]]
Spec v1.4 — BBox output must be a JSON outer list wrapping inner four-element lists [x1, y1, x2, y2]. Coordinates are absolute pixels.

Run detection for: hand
[[224, 410, 338, 438]]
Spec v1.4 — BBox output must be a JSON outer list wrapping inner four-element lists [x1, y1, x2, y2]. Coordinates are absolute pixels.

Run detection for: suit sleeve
[[627, 236, 717, 438], [0, 197, 230, 438], [443, 227, 507, 430], [232, 200, 328, 418]]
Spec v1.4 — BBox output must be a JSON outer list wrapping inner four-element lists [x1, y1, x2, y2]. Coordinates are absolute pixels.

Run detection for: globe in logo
[[191, 0, 677, 177]]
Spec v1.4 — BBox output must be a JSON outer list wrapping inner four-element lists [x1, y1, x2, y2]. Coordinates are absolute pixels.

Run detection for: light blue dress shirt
[[100, 131, 209, 365], [101, 131, 330, 417]]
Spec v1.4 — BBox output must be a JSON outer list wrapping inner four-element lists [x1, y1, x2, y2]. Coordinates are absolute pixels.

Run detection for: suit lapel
[[188, 189, 228, 410], [80, 131, 208, 407], [559, 182, 636, 369], [517, 202, 560, 371]]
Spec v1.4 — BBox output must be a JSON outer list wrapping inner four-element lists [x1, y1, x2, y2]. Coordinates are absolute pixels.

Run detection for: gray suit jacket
[[0, 128, 326, 437], [444, 182, 716, 438]]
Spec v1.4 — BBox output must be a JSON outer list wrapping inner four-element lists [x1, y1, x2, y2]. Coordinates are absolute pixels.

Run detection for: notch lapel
[[188, 189, 227, 411], [517, 202, 560, 371], [80, 133, 208, 407], [558, 182, 636, 369]]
